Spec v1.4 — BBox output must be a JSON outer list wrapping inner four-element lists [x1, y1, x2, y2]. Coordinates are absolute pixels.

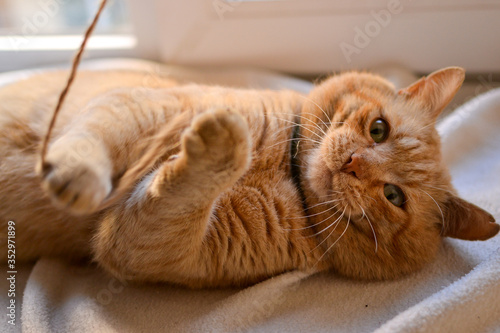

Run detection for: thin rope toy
[[39, 0, 108, 169], [37, 0, 184, 210]]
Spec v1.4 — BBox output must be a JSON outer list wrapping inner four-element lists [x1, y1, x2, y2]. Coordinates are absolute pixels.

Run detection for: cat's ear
[[398, 67, 465, 119], [442, 195, 499, 241]]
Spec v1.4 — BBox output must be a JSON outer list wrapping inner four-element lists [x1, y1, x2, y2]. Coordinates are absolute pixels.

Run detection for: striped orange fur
[[0, 68, 497, 288]]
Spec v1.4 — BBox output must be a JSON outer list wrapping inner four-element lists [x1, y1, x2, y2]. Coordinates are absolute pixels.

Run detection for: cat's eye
[[369, 118, 389, 143], [384, 184, 405, 207]]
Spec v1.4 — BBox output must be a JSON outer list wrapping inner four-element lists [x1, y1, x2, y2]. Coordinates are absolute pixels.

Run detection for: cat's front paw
[[182, 108, 251, 177], [39, 150, 112, 215]]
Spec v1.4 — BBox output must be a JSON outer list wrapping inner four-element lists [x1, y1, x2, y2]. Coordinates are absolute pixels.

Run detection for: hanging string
[[39, 0, 108, 169], [38, 0, 182, 210]]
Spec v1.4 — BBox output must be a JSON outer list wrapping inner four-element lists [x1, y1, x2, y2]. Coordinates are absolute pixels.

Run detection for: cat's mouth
[[306, 147, 364, 216], [329, 165, 368, 215]]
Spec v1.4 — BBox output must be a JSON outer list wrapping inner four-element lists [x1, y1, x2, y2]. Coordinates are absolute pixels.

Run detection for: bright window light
[[0, 0, 133, 50], [0, 35, 137, 51]]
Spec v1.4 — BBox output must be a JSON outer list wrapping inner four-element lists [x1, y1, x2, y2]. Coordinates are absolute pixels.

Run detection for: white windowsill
[[0, 34, 137, 51]]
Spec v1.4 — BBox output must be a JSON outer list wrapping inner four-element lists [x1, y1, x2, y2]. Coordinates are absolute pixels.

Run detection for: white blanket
[[1, 60, 499, 333]]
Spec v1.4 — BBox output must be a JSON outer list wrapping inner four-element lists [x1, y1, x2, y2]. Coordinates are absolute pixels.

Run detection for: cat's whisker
[[274, 118, 326, 142], [299, 95, 331, 121], [262, 123, 297, 137], [362, 194, 377, 204], [263, 126, 325, 150], [305, 197, 342, 207], [285, 206, 343, 231], [421, 183, 454, 194], [416, 121, 436, 134], [299, 135, 323, 142], [269, 112, 349, 161], [315, 193, 339, 199], [297, 148, 319, 154], [315, 208, 351, 266], [399, 112, 419, 138], [290, 164, 305, 171], [357, 203, 378, 253], [365, 214, 378, 253], [292, 112, 330, 138], [420, 189, 445, 234], [329, 190, 344, 195], [269, 114, 320, 135], [299, 135, 323, 144], [284, 203, 341, 224], [258, 117, 314, 146], [303, 208, 344, 237], [344, 182, 357, 196], [358, 205, 366, 220], [406, 114, 419, 137], [305, 199, 340, 210], [270, 112, 328, 133], [307, 206, 347, 248], [264, 136, 321, 150], [290, 164, 311, 171], [298, 96, 352, 130], [306, 193, 342, 201], [270, 113, 345, 151], [300, 114, 330, 132]]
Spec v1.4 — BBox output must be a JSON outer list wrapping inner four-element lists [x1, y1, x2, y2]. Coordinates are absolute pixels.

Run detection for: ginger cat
[[0, 67, 498, 288]]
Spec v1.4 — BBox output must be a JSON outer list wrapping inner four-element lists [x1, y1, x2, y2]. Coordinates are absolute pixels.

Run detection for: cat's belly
[[195, 170, 322, 287]]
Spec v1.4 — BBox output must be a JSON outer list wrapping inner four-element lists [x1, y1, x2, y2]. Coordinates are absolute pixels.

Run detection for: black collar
[[290, 118, 308, 211]]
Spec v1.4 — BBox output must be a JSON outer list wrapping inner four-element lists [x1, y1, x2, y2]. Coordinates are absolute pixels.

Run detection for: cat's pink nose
[[341, 153, 363, 179]]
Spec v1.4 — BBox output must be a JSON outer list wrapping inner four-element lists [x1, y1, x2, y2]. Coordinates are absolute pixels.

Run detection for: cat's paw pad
[[39, 153, 111, 215], [183, 108, 251, 172]]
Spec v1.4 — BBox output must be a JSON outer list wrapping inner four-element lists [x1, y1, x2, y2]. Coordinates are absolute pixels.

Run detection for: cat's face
[[301, 68, 499, 279]]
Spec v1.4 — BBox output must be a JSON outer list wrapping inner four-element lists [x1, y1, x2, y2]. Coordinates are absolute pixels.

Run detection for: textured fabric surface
[[0, 60, 499, 333]]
